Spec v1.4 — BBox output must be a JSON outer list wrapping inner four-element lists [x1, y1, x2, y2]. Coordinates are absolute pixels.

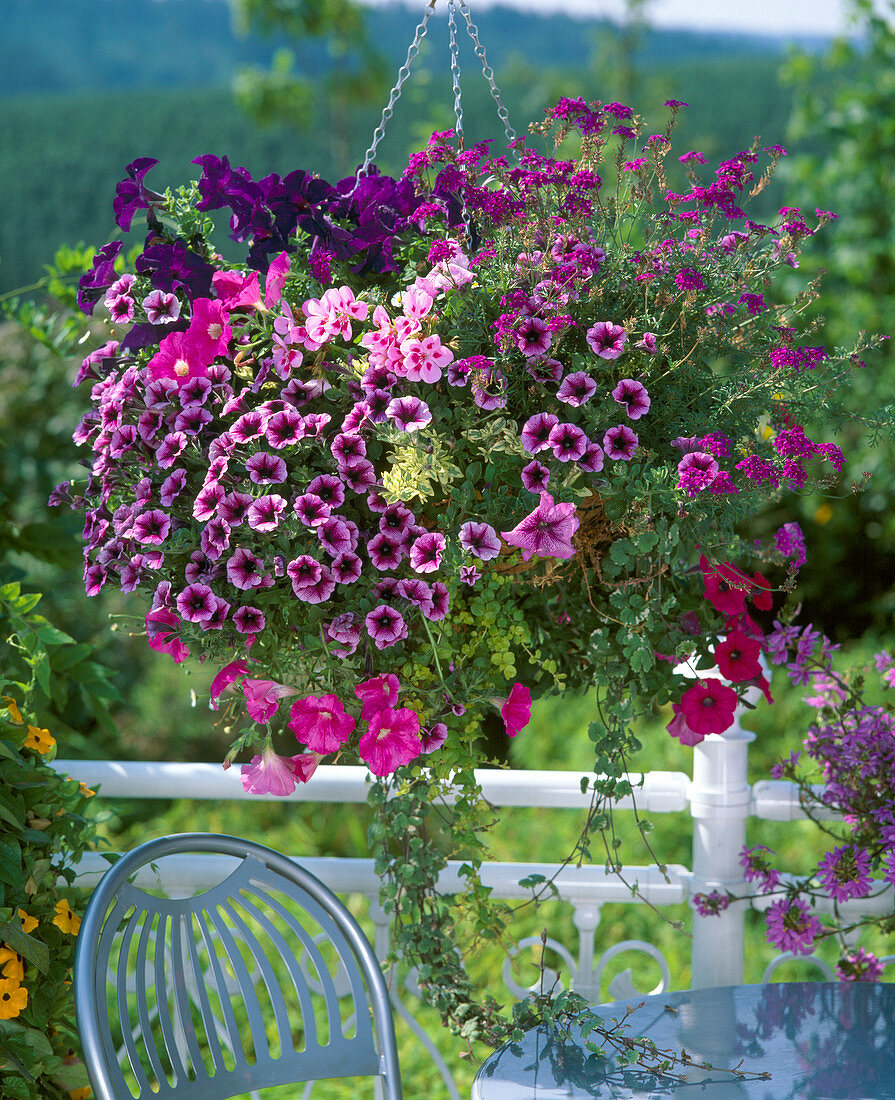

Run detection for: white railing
[[53, 717, 891, 1099]]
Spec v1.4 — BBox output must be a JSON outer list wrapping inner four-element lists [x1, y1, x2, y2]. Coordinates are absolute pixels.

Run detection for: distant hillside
[[0, 0, 826, 96]]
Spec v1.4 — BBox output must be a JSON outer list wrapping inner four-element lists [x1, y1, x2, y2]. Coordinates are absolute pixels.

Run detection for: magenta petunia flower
[[331, 552, 363, 585], [145, 608, 190, 663], [666, 702, 705, 746], [514, 316, 552, 358], [358, 706, 422, 776], [176, 582, 218, 623], [585, 321, 627, 359], [459, 521, 501, 561], [219, 491, 255, 527], [578, 442, 605, 473], [602, 424, 639, 460], [521, 460, 551, 493], [611, 378, 651, 419], [247, 494, 287, 532], [147, 330, 210, 385], [241, 677, 298, 723], [677, 451, 719, 497], [365, 604, 408, 649], [355, 673, 401, 721], [246, 451, 287, 485], [187, 298, 232, 360], [714, 631, 762, 683], [426, 582, 450, 621], [288, 693, 356, 754], [501, 492, 579, 562], [678, 678, 738, 736], [460, 564, 480, 585], [397, 578, 435, 616], [367, 532, 405, 571], [132, 509, 171, 545], [409, 532, 446, 573], [294, 493, 332, 527], [226, 547, 268, 590], [501, 682, 532, 737], [317, 517, 353, 558], [556, 371, 598, 406], [307, 474, 346, 508]]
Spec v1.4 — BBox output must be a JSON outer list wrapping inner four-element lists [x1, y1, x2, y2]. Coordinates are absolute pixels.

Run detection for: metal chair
[[74, 833, 403, 1099]]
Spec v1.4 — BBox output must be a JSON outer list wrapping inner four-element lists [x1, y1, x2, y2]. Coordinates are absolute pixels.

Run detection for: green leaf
[[0, 840, 22, 887], [0, 923, 49, 974], [0, 1072, 32, 1100]]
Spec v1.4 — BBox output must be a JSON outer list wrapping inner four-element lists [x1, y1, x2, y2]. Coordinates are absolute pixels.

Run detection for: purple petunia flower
[[548, 421, 588, 463], [611, 378, 651, 419], [218, 491, 254, 527], [459, 521, 501, 561], [514, 316, 552, 358], [426, 582, 450, 620], [460, 564, 480, 586], [155, 431, 188, 469], [397, 578, 435, 616], [246, 452, 287, 485], [294, 493, 332, 528], [176, 582, 218, 623], [317, 517, 353, 557], [233, 605, 266, 634], [521, 460, 551, 493], [420, 723, 449, 753], [387, 395, 432, 431], [602, 424, 639, 460], [226, 547, 268, 590], [409, 532, 446, 573], [132, 509, 171, 545], [266, 407, 305, 448], [143, 289, 181, 325], [585, 321, 627, 359], [331, 552, 363, 584], [556, 371, 597, 406], [677, 451, 719, 497], [501, 492, 580, 562], [521, 412, 559, 455], [367, 532, 405, 571], [247, 494, 287, 531], [307, 474, 345, 508], [365, 604, 409, 649], [578, 442, 605, 473]]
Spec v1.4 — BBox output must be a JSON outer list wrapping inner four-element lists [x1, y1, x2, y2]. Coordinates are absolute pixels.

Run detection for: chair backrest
[[74, 833, 403, 1100]]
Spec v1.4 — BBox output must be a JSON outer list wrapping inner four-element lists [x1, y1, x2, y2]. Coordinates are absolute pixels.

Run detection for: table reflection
[[472, 982, 895, 1099]]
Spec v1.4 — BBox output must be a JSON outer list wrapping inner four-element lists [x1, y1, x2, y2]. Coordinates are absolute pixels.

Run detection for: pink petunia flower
[[501, 492, 580, 562], [147, 330, 210, 385], [145, 608, 190, 663], [240, 747, 312, 796], [501, 683, 532, 737], [355, 674, 401, 721], [358, 706, 422, 776], [409, 532, 446, 573], [210, 658, 251, 708], [288, 693, 356, 754], [242, 677, 298, 723], [264, 251, 291, 309], [714, 631, 763, 682]]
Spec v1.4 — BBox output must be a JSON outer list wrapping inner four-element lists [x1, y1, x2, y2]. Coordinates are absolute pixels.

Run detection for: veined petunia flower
[[585, 321, 627, 359], [241, 747, 304, 796], [242, 677, 298, 722], [459, 521, 501, 560], [355, 673, 401, 721], [602, 424, 639, 460], [611, 378, 651, 419], [501, 492, 579, 562]]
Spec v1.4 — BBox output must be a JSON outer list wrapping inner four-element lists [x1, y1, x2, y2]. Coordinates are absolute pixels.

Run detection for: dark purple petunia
[[77, 241, 124, 315], [113, 157, 162, 231]]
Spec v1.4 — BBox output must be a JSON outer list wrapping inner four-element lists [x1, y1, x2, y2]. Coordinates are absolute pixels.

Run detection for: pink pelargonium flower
[[288, 694, 356, 754], [145, 608, 190, 663], [399, 334, 454, 384], [358, 706, 422, 776], [501, 492, 580, 562], [501, 683, 532, 737], [241, 677, 299, 723], [355, 674, 401, 721], [210, 658, 251, 709], [240, 747, 311, 796], [678, 678, 738, 736]]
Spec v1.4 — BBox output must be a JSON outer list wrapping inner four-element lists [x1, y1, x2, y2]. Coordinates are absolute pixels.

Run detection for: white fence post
[[689, 716, 755, 987]]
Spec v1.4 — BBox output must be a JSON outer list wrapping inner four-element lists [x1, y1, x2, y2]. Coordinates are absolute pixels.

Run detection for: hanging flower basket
[[56, 92, 880, 1037]]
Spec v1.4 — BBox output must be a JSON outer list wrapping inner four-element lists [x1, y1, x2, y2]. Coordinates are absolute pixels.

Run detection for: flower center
[[174, 357, 190, 377]]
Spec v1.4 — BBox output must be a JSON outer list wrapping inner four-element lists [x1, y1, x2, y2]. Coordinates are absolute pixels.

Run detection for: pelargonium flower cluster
[[58, 97, 868, 788]]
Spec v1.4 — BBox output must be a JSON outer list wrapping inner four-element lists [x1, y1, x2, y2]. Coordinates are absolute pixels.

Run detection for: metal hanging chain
[[458, 0, 517, 147], [355, 0, 517, 184], [447, 0, 465, 148], [356, 0, 437, 178]]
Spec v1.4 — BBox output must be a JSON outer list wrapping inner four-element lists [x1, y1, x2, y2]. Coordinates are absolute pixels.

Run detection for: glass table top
[[472, 981, 895, 1099]]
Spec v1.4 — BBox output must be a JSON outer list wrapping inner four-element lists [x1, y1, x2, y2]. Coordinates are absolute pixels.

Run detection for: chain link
[[458, 0, 517, 147], [447, 0, 464, 148], [356, 0, 437, 179], [355, 0, 517, 188]]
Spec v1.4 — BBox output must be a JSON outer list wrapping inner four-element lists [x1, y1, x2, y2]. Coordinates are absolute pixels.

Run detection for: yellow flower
[[52, 898, 81, 936], [78, 781, 96, 798], [24, 724, 56, 754], [69, 1088, 92, 1100], [0, 977, 27, 1020], [0, 947, 23, 982], [18, 909, 38, 933], [1, 696, 23, 724], [814, 502, 833, 525]]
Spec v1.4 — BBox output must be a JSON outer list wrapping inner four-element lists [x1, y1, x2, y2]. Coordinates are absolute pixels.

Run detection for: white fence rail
[[53, 722, 887, 1098]]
